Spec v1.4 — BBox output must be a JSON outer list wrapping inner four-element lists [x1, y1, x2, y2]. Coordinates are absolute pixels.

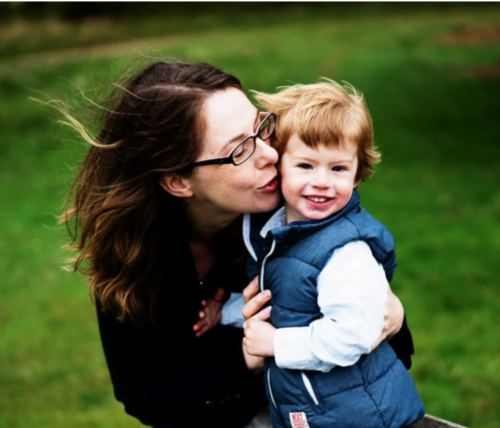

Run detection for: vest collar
[[262, 190, 361, 245]]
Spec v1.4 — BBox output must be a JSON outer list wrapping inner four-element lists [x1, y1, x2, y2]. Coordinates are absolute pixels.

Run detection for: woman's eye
[[232, 139, 253, 160], [233, 145, 248, 159]]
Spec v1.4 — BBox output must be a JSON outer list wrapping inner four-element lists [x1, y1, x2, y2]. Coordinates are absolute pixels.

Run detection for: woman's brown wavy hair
[[58, 60, 243, 325]]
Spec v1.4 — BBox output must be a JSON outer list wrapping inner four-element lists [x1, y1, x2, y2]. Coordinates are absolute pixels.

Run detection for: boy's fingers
[[243, 276, 259, 304], [242, 289, 271, 320], [255, 306, 272, 321]]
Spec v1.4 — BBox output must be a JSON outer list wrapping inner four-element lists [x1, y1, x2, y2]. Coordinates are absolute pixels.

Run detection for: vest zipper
[[259, 238, 276, 292], [267, 367, 278, 409]]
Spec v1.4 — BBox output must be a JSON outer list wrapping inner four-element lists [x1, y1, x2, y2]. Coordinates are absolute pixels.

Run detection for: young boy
[[242, 79, 425, 428]]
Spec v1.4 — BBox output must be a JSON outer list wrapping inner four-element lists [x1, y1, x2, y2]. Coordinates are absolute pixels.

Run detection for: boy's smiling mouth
[[304, 196, 333, 203]]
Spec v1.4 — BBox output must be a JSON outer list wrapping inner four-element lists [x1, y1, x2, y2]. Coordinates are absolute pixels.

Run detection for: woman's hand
[[371, 285, 404, 350], [193, 287, 225, 337], [242, 276, 272, 320]]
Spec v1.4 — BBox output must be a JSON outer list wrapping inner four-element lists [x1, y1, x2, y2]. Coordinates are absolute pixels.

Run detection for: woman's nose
[[255, 138, 278, 168]]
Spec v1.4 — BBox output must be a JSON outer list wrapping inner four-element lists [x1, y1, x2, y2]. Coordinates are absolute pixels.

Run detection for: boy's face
[[280, 133, 359, 224]]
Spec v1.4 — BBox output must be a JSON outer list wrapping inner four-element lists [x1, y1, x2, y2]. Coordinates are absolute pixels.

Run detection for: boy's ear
[[159, 175, 193, 198]]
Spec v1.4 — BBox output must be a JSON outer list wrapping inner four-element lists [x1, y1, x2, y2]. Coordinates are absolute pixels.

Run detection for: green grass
[[1, 4, 499, 427]]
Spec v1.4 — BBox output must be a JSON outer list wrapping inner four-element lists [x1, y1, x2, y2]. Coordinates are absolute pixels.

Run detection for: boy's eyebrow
[[294, 155, 355, 163], [220, 110, 260, 151]]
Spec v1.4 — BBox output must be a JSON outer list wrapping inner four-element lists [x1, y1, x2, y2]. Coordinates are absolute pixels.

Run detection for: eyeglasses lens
[[231, 114, 275, 165], [232, 139, 254, 165], [259, 115, 275, 140]]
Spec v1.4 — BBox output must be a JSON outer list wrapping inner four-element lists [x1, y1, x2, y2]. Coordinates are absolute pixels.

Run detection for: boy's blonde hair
[[252, 78, 381, 183]]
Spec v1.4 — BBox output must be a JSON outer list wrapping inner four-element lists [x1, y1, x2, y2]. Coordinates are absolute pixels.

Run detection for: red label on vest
[[289, 412, 310, 428]]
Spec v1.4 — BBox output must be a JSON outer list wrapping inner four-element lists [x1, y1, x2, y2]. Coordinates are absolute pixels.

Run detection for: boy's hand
[[242, 344, 264, 372], [243, 306, 275, 357], [242, 276, 272, 320], [193, 287, 225, 337]]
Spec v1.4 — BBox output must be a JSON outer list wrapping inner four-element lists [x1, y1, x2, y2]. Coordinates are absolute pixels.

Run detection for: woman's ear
[[159, 175, 194, 198]]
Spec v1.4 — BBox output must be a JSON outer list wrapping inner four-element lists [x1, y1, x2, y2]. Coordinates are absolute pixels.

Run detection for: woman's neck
[[184, 202, 239, 283], [184, 200, 238, 242], [188, 239, 215, 283]]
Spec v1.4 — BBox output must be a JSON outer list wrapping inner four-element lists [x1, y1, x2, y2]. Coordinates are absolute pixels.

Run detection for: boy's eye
[[298, 163, 312, 169], [332, 166, 345, 172]]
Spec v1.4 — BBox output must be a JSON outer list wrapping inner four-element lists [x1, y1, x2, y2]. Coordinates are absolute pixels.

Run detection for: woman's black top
[[95, 220, 268, 428]]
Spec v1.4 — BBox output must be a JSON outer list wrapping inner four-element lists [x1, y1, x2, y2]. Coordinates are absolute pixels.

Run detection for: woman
[[60, 59, 411, 428]]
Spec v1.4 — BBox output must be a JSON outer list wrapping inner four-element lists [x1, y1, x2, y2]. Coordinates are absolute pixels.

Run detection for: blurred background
[[0, 2, 499, 427]]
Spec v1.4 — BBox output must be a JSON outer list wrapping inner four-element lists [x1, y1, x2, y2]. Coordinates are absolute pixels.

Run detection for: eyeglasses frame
[[186, 112, 276, 169]]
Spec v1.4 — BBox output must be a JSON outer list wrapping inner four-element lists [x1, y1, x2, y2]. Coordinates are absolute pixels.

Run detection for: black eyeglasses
[[186, 112, 275, 169]]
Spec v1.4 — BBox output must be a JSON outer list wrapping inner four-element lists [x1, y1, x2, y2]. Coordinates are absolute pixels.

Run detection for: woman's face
[[187, 88, 280, 222]]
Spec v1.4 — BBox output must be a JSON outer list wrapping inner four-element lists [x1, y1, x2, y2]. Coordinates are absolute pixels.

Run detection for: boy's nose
[[312, 170, 332, 188]]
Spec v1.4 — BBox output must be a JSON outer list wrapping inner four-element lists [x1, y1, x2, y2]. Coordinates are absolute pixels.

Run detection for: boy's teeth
[[307, 196, 328, 203]]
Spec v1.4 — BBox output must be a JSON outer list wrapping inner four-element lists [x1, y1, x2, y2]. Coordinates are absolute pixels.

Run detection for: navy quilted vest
[[244, 191, 425, 428]]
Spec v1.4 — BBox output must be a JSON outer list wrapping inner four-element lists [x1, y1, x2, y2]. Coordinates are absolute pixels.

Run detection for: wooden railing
[[412, 414, 469, 428]]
